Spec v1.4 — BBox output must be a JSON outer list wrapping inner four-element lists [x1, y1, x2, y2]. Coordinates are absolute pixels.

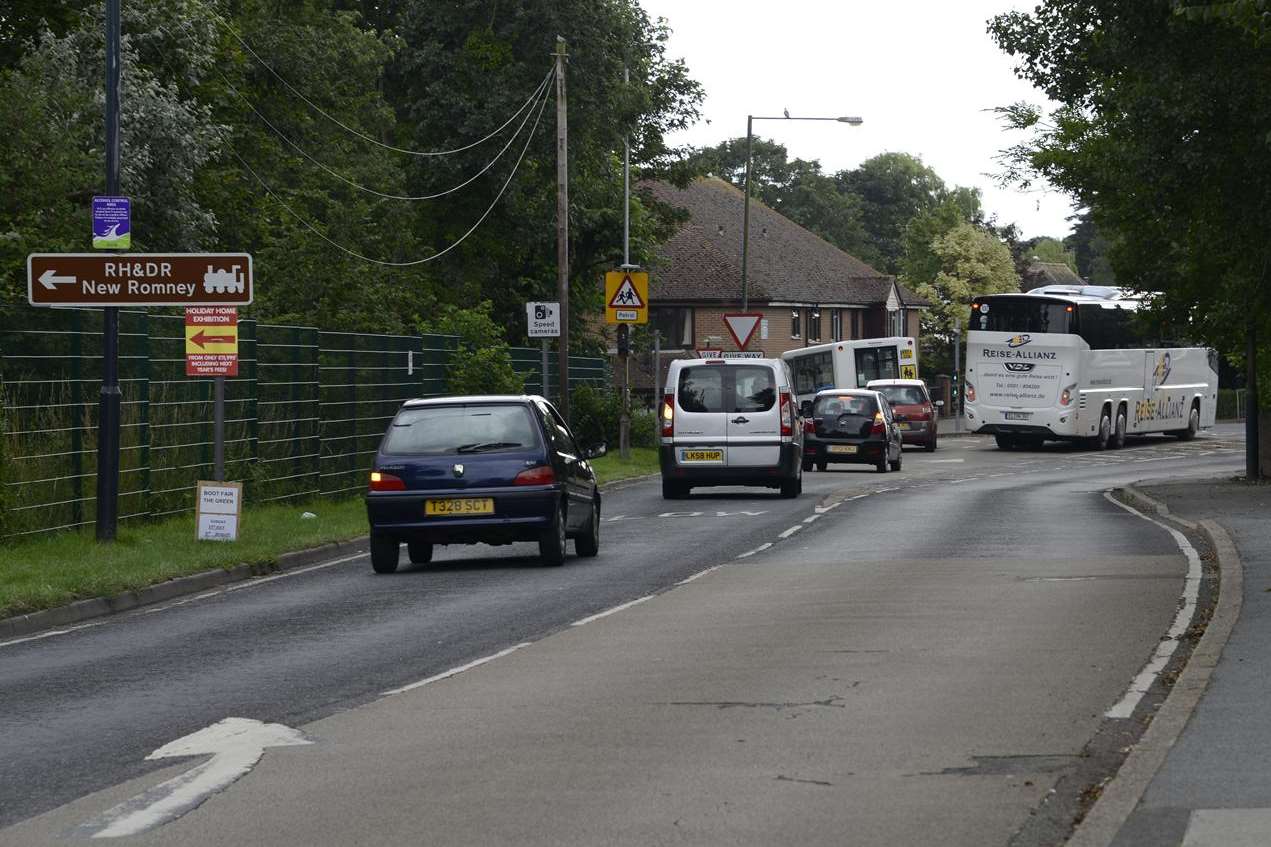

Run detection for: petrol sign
[[27, 253, 253, 307]]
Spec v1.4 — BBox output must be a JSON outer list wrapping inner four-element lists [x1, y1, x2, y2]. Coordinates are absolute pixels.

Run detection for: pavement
[[1096, 475, 1271, 847], [0, 428, 1246, 846]]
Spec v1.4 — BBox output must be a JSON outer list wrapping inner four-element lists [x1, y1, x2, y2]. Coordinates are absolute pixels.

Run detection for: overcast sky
[[637, 0, 1078, 240]]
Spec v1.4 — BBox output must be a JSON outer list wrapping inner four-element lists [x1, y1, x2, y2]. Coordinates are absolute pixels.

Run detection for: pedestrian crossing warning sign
[[605, 270, 648, 324]]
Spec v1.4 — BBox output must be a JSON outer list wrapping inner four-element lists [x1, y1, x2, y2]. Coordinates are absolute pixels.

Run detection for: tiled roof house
[[639, 177, 928, 357]]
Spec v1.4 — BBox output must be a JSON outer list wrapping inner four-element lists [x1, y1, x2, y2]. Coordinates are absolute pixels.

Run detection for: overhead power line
[[205, 9, 547, 158], [220, 65, 553, 201], [231, 77, 552, 267]]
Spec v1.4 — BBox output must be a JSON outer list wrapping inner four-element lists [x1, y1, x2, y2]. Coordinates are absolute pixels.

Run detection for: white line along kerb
[[1103, 491, 1203, 719]]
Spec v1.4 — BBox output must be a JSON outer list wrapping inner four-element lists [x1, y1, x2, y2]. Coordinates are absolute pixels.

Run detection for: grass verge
[[0, 498, 367, 619], [592, 446, 659, 486]]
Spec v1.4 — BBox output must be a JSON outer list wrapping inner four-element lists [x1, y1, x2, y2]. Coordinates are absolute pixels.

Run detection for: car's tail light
[[966, 381, 976, 403], [514, 465, 556, 486], [369, 471, 406, 492], [870, 412, 886, 436], [1060, 383, 1077, 406], [661, 393, 674, 437], [803, 417, 816, 435], [779, 391, 794, 437]]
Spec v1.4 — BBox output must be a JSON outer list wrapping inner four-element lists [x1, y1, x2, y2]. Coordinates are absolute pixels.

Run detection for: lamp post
[[740, 114, 863, 311]]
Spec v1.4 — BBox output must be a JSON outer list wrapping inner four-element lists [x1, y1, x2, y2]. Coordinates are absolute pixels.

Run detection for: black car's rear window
[[383, 404, 540, 455], [813, 394, 878, 418], [875, 385, 927, 405]]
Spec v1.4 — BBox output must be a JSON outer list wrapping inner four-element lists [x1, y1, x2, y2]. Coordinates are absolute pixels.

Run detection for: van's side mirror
[[799, 400, 813, 418]]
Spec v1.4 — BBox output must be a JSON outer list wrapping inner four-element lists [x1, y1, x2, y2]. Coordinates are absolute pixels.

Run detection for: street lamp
[[740, 114, 864, 311]]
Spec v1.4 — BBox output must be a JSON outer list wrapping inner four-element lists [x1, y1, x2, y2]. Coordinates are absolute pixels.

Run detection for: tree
[[835, 153, 954, 274], [387, 0, 704, 344], [1023, 237, 1078, 272], [913, 223, 1020, 372], [1064, 211, 1116, 284], [989, 0, 1271, 475], [0, 3, 226, 304]]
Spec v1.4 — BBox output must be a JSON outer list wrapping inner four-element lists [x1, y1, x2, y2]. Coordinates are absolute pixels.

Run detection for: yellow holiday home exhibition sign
[[604, 270, 648, 324]]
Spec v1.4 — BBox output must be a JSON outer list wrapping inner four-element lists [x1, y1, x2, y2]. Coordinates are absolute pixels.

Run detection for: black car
[[800, 389, 904, 473], [365, 396, 604, 573]]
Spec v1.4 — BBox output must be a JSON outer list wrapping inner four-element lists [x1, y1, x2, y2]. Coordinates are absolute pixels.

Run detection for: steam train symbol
[[203, 265, 245, 294]]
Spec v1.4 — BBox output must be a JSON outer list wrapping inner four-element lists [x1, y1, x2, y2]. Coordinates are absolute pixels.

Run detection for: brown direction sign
[[27, 253, 253, 307]]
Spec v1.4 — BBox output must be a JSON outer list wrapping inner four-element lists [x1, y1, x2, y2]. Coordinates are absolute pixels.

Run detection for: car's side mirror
[[935, 400, 945, 408], [583, 444, 607, 460], [799, 401, 813, 418]]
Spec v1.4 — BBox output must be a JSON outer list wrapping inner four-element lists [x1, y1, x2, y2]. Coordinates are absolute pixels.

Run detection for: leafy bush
[[570, 385, 620, 449], [420, 302, 525, 396], [570, 386, 659, 450]]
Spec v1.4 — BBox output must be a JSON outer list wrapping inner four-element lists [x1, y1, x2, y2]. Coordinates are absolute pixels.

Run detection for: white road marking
[[0, 553, 368, 650], [658, 511, 703, 518], [382, 642, 533, 695], [569, 595, 655, 628], [947, 477, 979, 485], [1103, 492, 1203, 719], [803, 514, 821, 524], [814, 501, 842, 513], [79, 718, 311, 839], [875, 487, 900, 494], [847, 493, 870, 500], [677, 565, 723, 584], [927, 459, 966, 463], [778, 525, 803, 539], [736, 542, 773, 559]]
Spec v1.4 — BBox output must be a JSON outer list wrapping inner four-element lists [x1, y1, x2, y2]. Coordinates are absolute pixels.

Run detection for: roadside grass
[[0, 498, 368, 619], [592, 446, 659, 486]]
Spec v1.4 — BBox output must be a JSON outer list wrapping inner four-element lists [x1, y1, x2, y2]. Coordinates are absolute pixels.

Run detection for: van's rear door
[[673, 363, 729, 467], [726, 364, 782, 467]]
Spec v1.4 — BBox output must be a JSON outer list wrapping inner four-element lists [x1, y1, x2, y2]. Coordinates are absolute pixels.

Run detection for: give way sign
[[722, 313, 763, 350]]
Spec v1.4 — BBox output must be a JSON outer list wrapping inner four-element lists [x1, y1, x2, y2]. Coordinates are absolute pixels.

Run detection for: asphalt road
[[0, 425, 1245, 843]]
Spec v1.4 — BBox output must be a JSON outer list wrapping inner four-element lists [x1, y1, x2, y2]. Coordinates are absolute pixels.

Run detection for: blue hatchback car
[[365, 396, 604, 573]]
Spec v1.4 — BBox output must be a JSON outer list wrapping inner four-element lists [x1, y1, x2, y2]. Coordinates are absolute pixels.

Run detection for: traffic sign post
[[604, 271, 648, 324], [186, 307, 239, 482], [722, 313, 763, 351], [527, 302, 561, 401], [27, 254, 253, 307], [28, 251, 253, 541]]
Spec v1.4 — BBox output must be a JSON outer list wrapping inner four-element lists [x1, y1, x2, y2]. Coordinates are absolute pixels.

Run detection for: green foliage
[[914, 223, 1020, 371], [569, 384, 621, 450], [420, 302, 524, 395], [988, 1, 1271, 370], [0, 378, 9, 538], [1024, 237, 1078, 272]]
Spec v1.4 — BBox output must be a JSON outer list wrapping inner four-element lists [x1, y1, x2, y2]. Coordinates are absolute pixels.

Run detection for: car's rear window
[[382, 404, 539, 455], [678, 364, 776, 414], [875, 385, 927, 405], [813, 394, 878, 418]]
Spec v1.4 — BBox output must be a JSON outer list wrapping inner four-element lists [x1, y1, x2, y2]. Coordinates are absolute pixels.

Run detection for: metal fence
[[0, 307, 608, 539]]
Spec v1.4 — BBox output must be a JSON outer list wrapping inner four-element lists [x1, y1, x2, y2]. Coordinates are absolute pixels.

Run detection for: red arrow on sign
[[722, 313, 763, 350], [189, 330, 236, 348]]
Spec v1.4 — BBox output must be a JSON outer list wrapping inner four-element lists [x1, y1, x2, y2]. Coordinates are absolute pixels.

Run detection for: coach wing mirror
[[799, 400, 813, 418]]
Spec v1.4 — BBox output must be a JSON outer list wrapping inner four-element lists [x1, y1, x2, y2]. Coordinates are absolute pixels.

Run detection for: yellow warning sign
[[605, 271, 648, 324], [901, 364, 917, 379]]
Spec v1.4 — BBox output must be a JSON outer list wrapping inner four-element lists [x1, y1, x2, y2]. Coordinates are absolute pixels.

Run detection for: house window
[[831, 310, 843, 341], [808, 310, 821, 342], [790, 309, 801, 339], [849, 310, 860, 340], [650, 306, 694, 349]]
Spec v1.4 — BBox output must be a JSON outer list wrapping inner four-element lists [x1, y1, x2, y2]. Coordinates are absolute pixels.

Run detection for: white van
[[659, 357, 803, 500]]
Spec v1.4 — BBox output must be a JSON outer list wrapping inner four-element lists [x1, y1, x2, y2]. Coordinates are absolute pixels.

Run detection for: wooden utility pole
[[554, 37, 571, 422]]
